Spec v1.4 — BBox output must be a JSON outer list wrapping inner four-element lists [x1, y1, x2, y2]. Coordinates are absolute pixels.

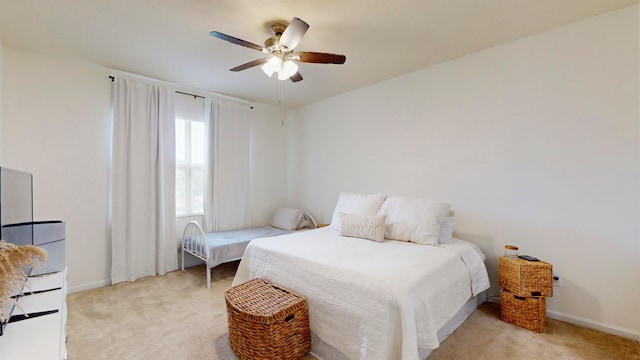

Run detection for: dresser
[[0, 221, 67, 360], [0, 268, 68, 360]]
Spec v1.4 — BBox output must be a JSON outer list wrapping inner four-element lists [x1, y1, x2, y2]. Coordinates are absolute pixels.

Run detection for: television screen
[[0, 168, 34, 246]]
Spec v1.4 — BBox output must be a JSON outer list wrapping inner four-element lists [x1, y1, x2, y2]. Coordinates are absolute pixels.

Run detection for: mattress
[[233, 227, 490, 360], [184, 226, 290, 268]]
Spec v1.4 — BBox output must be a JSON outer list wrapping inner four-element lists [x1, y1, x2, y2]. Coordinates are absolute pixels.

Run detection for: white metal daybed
[[181, 208, 316, 288]]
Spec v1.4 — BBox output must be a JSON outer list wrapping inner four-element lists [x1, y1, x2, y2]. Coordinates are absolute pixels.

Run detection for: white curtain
[[203, 99, 251, 232], [111, 78, 177, 284]]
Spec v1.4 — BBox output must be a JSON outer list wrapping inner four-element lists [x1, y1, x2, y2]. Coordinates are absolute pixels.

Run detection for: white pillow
[[378, 196, 451, 245], [329, 192, 386, 230], [339, 212, 387, 242], [297, 217, 310, 229], [438, 217, 457, 243], [271, 208, 304, 231]]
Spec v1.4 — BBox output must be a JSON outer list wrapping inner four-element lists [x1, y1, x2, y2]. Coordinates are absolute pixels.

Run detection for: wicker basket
[[499, 256, 553, 297], [225, 278, 310, 360], [500, 289, 546, 332]]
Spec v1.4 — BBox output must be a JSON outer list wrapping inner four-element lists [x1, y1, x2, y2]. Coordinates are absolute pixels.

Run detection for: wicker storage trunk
[[500, 289, 546, 333], [225, 278, 310, 360], [499, 256, 553, 297]]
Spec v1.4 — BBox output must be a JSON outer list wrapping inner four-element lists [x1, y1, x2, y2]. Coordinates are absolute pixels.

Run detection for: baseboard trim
[[68, 280, 111, 294], [546, 309, 640, 342]]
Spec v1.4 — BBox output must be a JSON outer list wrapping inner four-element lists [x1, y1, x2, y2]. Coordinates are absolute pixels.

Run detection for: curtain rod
[[108, 75, 253, 109], [108, 76, 203, 99], [106, 72, 253, 106], [176, 91, 204, 99]]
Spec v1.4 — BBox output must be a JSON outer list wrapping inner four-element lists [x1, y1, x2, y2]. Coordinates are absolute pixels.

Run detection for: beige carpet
[[67, 262, 639, 360]]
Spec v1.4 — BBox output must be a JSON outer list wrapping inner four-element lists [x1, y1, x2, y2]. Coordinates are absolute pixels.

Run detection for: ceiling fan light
[[282, 60, 299, 77], [261, 63, 274, 77], [268, 56, 282, 71], [277, 69, 290, 80]]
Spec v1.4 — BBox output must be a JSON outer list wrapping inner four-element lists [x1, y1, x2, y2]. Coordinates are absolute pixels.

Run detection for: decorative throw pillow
[[378, 196, 451, 245], [329, 192, 386, 230], [297, 217, 310, 229], [438, 217, 457, 243], [338, 212, 387, 242], [271, 207, 304, 231]]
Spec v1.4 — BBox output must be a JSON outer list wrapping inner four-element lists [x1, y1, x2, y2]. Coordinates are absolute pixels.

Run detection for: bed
[[181, 208, 316, 288], [232, 193, 491, 360]]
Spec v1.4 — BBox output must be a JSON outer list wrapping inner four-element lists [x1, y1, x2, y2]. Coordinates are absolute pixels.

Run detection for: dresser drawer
[[16, 288, 63, 314], [26, 271, 65, 293], [33, 221, 65, 245], [1, 311, 64, 360]]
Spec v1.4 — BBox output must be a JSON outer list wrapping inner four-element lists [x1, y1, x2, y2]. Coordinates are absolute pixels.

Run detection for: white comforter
[[233, 227, 490, 360]]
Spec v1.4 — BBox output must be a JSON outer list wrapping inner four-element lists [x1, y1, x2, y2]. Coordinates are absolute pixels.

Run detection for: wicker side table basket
[[225, 278, 311, 360], [499, 256, 553, 297], [500, 289, 546, 333]]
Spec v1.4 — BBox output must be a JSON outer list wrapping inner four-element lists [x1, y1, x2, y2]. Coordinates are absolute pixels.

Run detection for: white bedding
[[233, 227, 490, 360]]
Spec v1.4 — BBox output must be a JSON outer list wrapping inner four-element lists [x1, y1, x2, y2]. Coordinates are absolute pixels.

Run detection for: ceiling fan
[[210, 17, 346, 82]]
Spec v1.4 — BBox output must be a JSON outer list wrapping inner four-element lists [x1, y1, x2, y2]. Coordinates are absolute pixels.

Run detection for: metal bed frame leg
[[181, 220, 211, 288]]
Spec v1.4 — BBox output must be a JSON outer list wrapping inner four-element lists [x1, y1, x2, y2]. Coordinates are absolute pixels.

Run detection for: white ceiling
[[0, 0, 636, 108]]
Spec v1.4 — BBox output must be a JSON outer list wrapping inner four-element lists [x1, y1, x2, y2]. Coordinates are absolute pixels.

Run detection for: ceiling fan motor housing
[[264, 37, 280, 51], [269, 22, 287, 36], [265, 22, 288, 52]]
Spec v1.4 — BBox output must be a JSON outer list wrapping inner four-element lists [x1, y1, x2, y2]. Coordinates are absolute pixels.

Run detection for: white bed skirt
[[309, 292, 486, 360]]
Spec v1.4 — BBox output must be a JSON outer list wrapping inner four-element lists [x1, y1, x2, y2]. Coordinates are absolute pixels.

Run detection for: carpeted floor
[[428, 303, 639, 360], [66, 262, 639, 360]]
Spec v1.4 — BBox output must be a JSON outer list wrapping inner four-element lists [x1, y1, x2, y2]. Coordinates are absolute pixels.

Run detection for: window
[[176, 118, 205, 215], [175, 95, 205, 215]]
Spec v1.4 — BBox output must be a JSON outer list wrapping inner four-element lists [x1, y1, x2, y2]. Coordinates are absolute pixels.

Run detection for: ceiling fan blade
[[230, 58, 269, 72], [296, 52, 346, 64], [290, 71, 303, 82], [209, 31, 264, 52], [279, 17, 309, 51]]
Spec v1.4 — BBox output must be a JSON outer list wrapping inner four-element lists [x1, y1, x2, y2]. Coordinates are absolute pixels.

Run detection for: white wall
[[249, 104, 289, 225], [2, 48, 288, 291], [3, 48, 112, 291], [287, 6, 639, 337]]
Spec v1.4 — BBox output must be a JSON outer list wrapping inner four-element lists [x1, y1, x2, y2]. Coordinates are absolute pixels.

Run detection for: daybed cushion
[[338, 212, 387, 242], [330, 192, 386, 230], [271, 207, 305, 231], [379, 196, 451, 245]]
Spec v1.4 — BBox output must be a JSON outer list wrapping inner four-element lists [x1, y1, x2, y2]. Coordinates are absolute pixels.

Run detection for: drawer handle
[[8, 309, 59, 323]]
